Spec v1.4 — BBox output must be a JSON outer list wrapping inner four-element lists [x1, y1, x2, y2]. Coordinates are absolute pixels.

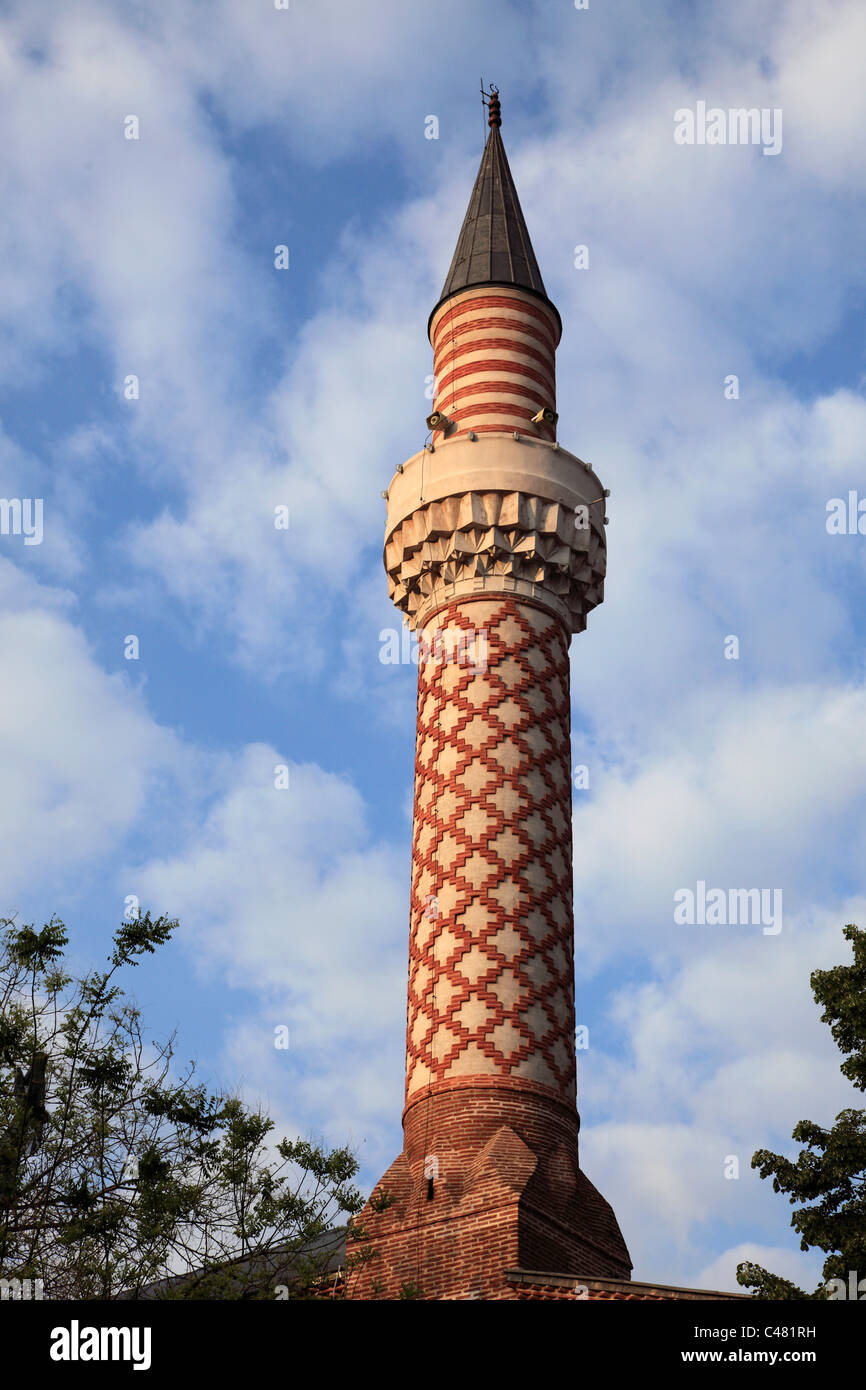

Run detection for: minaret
[[348, 89, 631, 1299]]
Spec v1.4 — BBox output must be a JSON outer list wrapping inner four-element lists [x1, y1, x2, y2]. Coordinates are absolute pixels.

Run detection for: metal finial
[[487, 85, 501, 128]]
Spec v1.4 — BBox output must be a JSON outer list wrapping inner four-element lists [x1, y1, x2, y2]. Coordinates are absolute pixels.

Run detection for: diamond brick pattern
[[406, 595, 576, 1104]]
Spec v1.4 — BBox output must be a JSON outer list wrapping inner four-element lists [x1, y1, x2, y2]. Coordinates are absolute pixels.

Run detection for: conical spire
[[429, 88, 560, 338]]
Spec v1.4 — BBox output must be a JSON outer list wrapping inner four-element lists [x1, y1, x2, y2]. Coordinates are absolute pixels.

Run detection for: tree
[[0, 911, 370, 1298], [737, 923, 866, 1299]]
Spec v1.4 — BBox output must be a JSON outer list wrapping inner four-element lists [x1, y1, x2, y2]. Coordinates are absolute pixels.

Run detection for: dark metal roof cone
[[429, 95, 560, 339]]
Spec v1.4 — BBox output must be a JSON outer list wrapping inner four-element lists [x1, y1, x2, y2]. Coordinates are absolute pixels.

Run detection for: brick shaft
[[406, 596, 575, 1104]]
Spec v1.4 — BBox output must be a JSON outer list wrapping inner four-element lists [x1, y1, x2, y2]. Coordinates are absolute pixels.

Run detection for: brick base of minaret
[[345, 1080, 630, 1299]]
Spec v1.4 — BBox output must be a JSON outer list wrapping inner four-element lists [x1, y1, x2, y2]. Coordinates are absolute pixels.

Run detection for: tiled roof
[[318, 1261, 752, 1300], [498, 1270, 751, 1301]]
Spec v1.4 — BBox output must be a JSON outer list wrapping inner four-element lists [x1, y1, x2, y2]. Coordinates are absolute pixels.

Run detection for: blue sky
[[1, 0, 865, 1292]]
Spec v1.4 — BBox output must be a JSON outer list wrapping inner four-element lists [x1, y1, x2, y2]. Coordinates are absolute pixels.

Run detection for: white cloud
[[572, 684, 866, 970], [132, 743, 409, 1143], [576, 901, 861, 1285], [0, 562, 185, 900], [698, 1243, 824, 1296]]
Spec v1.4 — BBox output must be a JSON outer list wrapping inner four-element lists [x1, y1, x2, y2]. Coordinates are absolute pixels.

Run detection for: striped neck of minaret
[[429, 286, 561, 443]]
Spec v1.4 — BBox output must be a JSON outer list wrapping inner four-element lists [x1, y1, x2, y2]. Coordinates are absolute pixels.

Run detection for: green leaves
[[811, 924, 866, 1092], [0, 905, 368, 1299], [78, 1049, 132, 1095], [2, 916, 67, 974], [735, 1262, 822, 1300], [110, 912, 177, 968]]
